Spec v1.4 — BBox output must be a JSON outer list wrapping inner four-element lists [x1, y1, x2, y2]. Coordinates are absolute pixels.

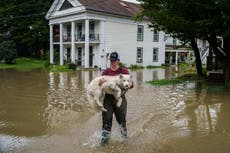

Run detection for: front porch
[[52, 44, 97, 68], [49, 19, 105, 68], [165, 48, 194, 65]]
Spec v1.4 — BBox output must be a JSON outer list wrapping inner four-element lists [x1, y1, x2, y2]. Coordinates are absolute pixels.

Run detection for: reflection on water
[[0, 68, 230, 153]]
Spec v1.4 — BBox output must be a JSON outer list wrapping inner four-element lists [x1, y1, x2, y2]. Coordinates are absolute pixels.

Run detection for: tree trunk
[[207, 34, 226, 57], [223, 36, 230, 85], [223, 36, 230, 56], [224, 59, 230, 86], [191, 38, 203, 76]]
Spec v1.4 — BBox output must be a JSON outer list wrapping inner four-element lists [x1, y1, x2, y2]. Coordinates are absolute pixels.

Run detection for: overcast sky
[[122, 0, 140, 4]]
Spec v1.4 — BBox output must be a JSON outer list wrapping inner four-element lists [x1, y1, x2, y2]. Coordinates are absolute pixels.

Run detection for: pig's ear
[[119, 74, 123, 78]]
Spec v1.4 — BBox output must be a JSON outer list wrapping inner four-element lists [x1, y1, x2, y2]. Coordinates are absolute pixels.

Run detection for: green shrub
[[129, 64, 144, 69], [44, 60, 50, 68], [146, 65, 161, 69], [178, 62, 189, 67], [49, 65, 69, 72], [0, 40, 17, 64], [43, 50, 50, 60], [49, 64, 77, 72], [226, 82, 230, 89], [44, 49, 60, 64], [161, 63, 170, 67], [0, 50, 3, 61], [68, 63, 77, 70]]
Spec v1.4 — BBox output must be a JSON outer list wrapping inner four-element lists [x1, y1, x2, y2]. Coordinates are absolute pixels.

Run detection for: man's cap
[[109, 52, 120, 61]]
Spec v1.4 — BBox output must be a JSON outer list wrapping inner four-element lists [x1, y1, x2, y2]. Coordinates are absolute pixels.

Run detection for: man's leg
[[101, 94, 115, 145], [114, 96, 127, 138]]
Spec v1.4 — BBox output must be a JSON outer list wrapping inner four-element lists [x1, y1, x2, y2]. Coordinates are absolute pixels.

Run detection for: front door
[[77, 23, 82, 40], [89, 21, 95, 41], [77, 47, 82, 66], [67, 48, 71, 63], [89, 46, 93, 67]]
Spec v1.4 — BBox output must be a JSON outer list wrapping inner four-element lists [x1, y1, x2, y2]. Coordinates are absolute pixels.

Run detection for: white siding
[[104, 20, 165, 67]]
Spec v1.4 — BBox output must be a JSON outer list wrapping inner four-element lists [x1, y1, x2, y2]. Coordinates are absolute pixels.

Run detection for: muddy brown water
[[0, 68, 230, 153]]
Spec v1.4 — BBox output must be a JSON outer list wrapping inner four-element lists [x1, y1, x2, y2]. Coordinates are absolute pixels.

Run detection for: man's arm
[[99, 69, 107, 86], [101, 69, 106, 76], [99, 77, 106, 86], [121, 68, 134, 89]]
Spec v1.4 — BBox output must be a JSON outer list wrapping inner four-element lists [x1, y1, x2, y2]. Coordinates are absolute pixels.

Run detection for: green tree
[[0, 0, 53, 57], [0, 40, 17, 64], [137, 0, 230, 77]]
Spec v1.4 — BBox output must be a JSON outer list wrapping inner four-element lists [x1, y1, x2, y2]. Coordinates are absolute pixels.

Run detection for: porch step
[[207, 70, 224, 82]]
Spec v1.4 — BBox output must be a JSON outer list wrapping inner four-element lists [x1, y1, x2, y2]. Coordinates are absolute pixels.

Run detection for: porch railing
[[53, 35, 59, 42], [53, 34, 100, 42], [63, 35, 71, 42], [75, 34, 100, 42], [53, 35, 71, 42]]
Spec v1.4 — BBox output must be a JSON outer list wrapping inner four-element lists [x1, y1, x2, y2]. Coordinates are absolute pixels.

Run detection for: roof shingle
[[78, 0, 141, 17]]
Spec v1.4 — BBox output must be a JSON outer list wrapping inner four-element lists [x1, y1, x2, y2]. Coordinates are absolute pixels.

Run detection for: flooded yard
[[0, 68, 230, 153]]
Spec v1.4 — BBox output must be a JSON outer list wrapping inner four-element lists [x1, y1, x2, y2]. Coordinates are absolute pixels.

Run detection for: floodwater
[[0, 68, 230, 153]]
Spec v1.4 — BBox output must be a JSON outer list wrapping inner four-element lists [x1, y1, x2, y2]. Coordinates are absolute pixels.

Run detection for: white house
[[165, 36, 194, 65], [45, 0, 166, 69]]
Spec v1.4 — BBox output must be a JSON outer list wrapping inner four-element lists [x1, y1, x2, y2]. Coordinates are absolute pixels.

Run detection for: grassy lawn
[[0, 57, 46, 71], [0, 57, 79, 72], [147, 74, 205, 85], [48, 65, 75, 72]]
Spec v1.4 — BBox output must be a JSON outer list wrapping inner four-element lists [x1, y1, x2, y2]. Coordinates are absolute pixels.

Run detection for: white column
[[221, 38, 224, 48], [175, 52, 178, 65], [84, 19, 89, 68], [49, 24, 54, 64], [99, 20, 106, 69], [71, 21, 75, 63], [60, 23, 64, 65]]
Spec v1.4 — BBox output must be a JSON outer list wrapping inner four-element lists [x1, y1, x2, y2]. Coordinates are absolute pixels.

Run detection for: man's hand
[[129, 81, 134, 89], [98, 77, 106, 86]]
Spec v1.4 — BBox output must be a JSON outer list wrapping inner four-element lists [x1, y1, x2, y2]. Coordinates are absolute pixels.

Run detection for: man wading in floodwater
[[99, 51, 133, 145]]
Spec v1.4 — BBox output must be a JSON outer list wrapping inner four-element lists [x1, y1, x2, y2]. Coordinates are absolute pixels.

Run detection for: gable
[[59, 0, 74, 11], [46, 0, 85, 19]]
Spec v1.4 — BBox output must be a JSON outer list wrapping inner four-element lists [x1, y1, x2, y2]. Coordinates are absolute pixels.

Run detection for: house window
[[137, 25, 144, 41], [137, 47, 143, 63], [153, 48, 159, 62], [153, 29, 159, 42]]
